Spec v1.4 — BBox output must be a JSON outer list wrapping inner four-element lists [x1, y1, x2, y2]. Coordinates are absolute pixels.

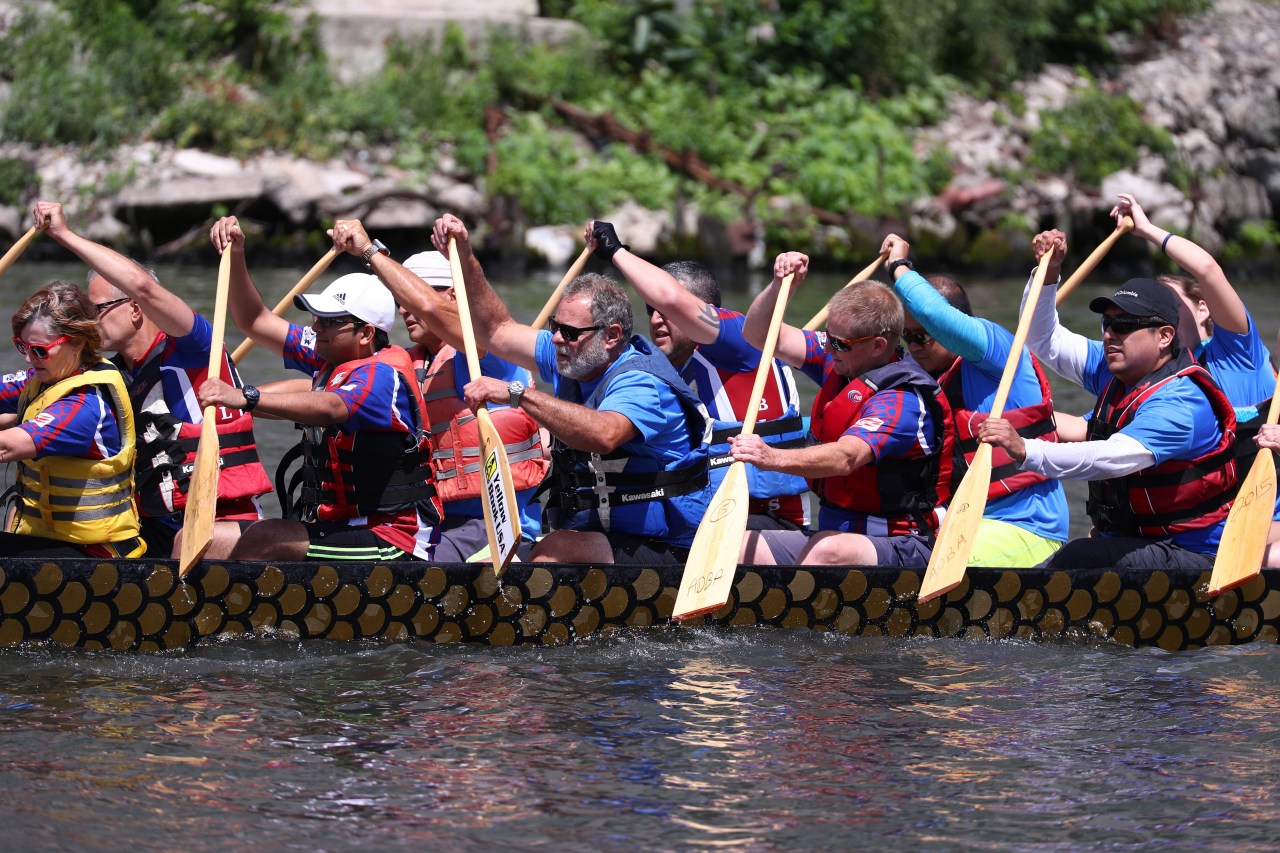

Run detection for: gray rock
[[525, 225, 579, 267]]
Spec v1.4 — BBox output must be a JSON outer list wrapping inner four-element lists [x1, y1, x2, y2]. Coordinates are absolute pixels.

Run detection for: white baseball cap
[[402, 250, 453, 289], [295, 273, 396, 332]]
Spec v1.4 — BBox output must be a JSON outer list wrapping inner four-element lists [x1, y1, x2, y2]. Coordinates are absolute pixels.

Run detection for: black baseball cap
[[1088, 278, 1181, 329]]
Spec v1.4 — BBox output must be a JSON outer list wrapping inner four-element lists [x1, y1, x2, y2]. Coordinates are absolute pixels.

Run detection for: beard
[[556, 334, 612, 380]]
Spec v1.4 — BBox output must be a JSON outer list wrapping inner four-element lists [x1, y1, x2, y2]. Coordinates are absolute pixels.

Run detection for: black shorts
[[604, 531, 691, 566], [1041, 534, 1215, 571], [303, 521, 410, 562]]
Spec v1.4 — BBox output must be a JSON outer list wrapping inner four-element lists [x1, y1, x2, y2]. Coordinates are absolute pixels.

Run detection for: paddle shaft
[[1054, 217, 1134, 307], [533, 245, 593, 330], [671, 272, 795, 622], [178, 246, 234, 575], [988, 251, 1056, 420], [0, 226, 39, 279], [802, 252, 888, 331], [230, 248, 338, 363]]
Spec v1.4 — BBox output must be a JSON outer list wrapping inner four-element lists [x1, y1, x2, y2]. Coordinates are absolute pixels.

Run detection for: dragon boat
[[0, 557, 1275, 653]]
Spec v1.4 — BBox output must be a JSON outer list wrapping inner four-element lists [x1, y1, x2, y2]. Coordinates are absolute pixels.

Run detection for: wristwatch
[[887, 258, 915, 276], [360, 239, 390, 268], [507, 380, 526, 409], [241, 384, 260, 412]]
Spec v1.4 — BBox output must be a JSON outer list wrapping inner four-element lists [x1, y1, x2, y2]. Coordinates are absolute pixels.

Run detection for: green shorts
[[966, 518, 1063, 568]]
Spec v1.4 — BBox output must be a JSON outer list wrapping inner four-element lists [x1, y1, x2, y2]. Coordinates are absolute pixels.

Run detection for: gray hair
[[86, 264, 160, 299], [662, 261, 721, 307], [563, 273, 633, 340]]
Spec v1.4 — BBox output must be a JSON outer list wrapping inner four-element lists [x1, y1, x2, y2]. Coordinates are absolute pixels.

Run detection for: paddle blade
[[178, 413, 221, 576], [1208, 451, 1277, 595], [673, 462, 751, 622], [475, 408, 522, 576], [918, 444, 994, 603]]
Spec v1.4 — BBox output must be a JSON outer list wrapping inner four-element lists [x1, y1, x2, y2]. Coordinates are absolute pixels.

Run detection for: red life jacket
[[117, 332, 272, 519], [1085, 351, 1237, 537], [414, 344, 549, 504], [808, 355, 950, 535], [938, 352, 1059, 501], [299, 346, 442, 532]]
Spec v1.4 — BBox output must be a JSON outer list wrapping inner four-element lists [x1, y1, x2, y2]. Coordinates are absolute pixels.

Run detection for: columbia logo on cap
[[1114, 290, 1139, 298]]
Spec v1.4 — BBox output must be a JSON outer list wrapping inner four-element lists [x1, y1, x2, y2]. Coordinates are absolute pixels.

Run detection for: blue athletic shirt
[[1080, 341, 1228, 553], [896, 270, 1069, 542], [0, 369, 123, 459], [535, 330, 709, 546]]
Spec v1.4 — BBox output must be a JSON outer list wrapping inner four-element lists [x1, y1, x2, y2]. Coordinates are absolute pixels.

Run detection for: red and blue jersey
[[0, 369, 123, 459], [679, 308, 808, 524]]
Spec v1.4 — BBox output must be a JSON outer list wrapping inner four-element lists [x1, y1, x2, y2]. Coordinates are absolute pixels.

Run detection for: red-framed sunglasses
[[14, 334, 72, 360]]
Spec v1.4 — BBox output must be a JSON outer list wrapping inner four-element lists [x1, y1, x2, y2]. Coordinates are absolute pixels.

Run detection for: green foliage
[[1222, 220, 1280, 262], [1028, 83, 1172, 185], [0, 159, 37, 207]]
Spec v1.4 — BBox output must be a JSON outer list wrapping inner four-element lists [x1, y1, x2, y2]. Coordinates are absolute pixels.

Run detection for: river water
[[1, 254, 1279, 850]]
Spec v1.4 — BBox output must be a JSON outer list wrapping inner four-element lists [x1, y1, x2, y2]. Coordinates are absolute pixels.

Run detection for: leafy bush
[[1028, 83, 1173, 185]]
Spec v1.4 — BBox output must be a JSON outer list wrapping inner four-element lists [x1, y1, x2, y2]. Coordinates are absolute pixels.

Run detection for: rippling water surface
[[4, 632, 1280, 850]]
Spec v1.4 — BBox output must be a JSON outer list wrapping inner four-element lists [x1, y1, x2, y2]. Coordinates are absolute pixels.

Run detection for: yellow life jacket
[[12, 361, 143, 554]]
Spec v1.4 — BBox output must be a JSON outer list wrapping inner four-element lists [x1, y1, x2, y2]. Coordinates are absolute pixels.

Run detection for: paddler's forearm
[[516, 387, 637, 455]]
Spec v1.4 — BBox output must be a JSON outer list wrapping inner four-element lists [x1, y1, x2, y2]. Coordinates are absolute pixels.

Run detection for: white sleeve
[[1020, 433, 1155, 480], [1019, 269, 1093, 386]]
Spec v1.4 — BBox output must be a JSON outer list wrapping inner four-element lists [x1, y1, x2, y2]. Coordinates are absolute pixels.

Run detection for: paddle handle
[[0, 226, 39, 280], [231, 247, 338, 363], [1054, 216, 1133, 307], [741, 274, 794, 436], [802, 252, 887, 331], [533, 245, 593, 330], [989, 251, 1054, 420]]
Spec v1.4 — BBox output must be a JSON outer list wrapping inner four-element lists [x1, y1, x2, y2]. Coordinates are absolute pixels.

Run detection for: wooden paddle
[[532, 245, 592, 330], [673, 272, 796, 622], [917, 250, 1056, 603], [802, 252, 888, 331], [447, 237, 522, 574], [230, 248, 338, 363], [1208, 387, 1280, 595], [0, 226, 39, 279], [178, 245, 234, 576], [1054, 216, 1134, 307]]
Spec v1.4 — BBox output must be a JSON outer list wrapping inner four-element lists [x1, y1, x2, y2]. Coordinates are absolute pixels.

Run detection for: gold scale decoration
[[0, 558, 1277, 652]]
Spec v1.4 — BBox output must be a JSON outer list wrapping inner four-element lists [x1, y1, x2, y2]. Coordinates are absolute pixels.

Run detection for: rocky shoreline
[[1, 0, 1278, 274]]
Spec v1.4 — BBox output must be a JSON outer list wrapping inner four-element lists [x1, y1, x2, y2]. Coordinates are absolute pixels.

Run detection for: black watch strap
[[242, 384, 260, 412], [887, 258, 915, 276]]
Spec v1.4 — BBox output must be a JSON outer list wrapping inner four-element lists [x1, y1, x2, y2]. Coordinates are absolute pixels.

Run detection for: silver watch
[[507, 380, 526, 408], [360, 238, 390, 267]]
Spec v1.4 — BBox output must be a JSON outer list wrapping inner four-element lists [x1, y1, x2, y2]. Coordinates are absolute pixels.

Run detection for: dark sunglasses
[[825, 330, 880, 353], [902, 329, 934, 347], [1101, 315, 1167, 336], [549, 319, 604, 343], [14, 334, 71, 360], [315, 315, 366, 329], [94, 297, 131, 317]]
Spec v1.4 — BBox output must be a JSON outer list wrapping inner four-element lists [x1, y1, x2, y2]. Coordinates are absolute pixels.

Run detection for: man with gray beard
[[430, 214, 712, 565]]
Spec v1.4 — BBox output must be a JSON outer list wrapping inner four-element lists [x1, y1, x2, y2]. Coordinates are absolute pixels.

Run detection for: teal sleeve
[[893, 270, 988, 363]]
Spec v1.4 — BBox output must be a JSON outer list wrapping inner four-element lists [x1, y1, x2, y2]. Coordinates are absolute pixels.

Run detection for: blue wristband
[[1161, 233, 1175, 254]]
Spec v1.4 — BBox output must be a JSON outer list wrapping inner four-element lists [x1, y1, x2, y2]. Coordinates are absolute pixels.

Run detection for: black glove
[[591, 221, 629, 263]]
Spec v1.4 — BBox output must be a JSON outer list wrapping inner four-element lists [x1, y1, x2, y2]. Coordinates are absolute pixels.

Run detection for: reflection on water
[[3, 633, 1280, 847]]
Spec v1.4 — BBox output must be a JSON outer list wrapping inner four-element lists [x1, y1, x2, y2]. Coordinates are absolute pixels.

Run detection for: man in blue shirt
[[882, 233, 1068, 567], [431, 214, 711, 565], [982, 234, 1237, 570]]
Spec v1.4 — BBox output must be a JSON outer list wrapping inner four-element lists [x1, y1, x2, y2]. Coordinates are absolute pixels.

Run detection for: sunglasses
[[314, 315, 366, 330], [825, 330, 880, 353], [1101, 315, 1167, 336], [549, 319, 604, 343], [14, 334, 72, 361], [902, 329, 934, 347], [94, 297, 131, 317]]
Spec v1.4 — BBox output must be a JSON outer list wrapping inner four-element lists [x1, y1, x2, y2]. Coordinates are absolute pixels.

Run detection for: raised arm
[[743, 252, 810, 369], [34, 200, 194, 336], [430, 215, 541, 373], [1021, 230, 1093, 387], [591, 220, 722, 346], [1112, 192, 1249, 335], [210, 216, 291, 356], [882, 233, 988, 363], [329, 219, 468, 352]]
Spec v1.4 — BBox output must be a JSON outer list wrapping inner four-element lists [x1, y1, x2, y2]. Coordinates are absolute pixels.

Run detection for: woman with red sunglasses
[[0, 281, 144, 558]]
